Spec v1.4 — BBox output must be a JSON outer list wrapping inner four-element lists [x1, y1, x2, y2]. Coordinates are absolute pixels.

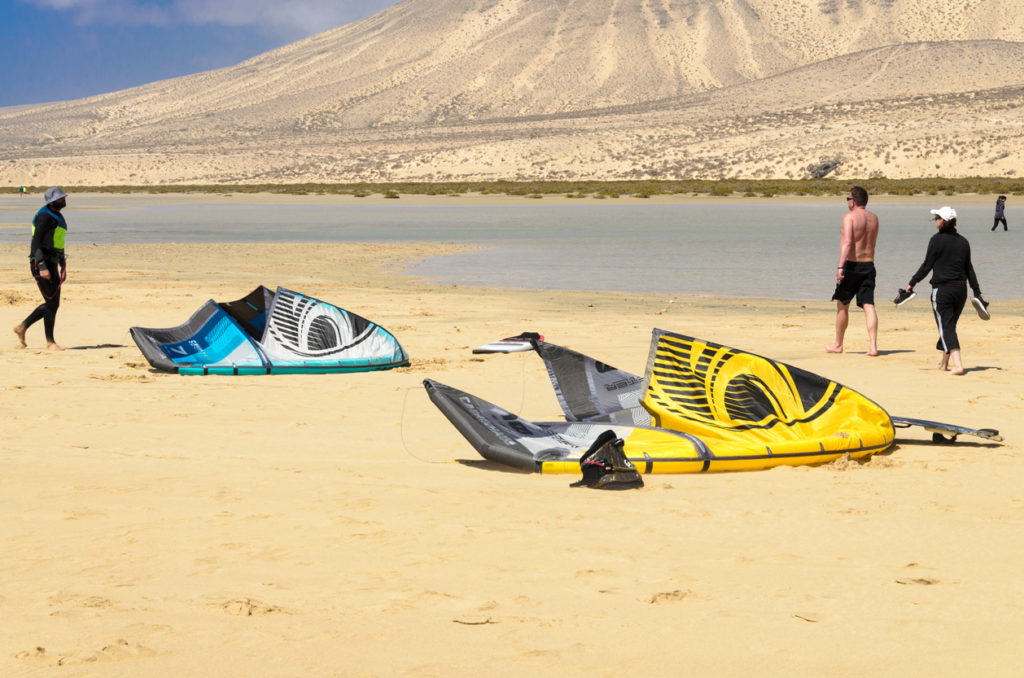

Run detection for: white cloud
[[24, 0, 398, 37], [174, 0, 399, 36], [28, 0, 175, 27]]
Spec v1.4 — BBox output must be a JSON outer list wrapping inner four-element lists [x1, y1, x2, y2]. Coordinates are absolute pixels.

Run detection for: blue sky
[[0, 0, 398, 107]]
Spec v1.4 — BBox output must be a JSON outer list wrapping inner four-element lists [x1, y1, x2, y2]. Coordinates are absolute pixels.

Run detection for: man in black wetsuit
[[903, 206, 986, 375], [13, 187, 69, 351]]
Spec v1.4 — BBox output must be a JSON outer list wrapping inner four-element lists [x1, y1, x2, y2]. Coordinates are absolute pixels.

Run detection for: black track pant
[[930, 284, 967, 353], [22, 262, 61, 343], [992, 217, 1007, 231]]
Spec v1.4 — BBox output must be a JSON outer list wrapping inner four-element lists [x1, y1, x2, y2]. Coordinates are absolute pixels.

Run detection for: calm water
[[1, 195, 1016, 300]]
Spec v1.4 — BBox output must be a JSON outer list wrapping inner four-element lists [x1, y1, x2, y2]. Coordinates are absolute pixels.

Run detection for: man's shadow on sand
[[67, 343, 128, 350], [961, 365, 1001, 374], [869, 351, 1004, 376], [908, 364, 1001, 374]]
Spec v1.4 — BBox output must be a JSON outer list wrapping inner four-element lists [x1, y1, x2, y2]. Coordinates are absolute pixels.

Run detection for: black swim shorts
[[831, 261, 876, 307]]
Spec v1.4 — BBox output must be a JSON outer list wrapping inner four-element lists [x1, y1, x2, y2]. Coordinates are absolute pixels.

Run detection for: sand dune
[[1, 0, 1023, 184]]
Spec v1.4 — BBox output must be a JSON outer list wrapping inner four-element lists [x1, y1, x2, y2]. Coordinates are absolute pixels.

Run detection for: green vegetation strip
[[4, 179, 1023, 198]]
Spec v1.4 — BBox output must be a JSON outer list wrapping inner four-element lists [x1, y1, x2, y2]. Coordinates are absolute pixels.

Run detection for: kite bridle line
[[398, 353, 529, 465], [35, 262, 67, 301], [399, 386, 456, 465]]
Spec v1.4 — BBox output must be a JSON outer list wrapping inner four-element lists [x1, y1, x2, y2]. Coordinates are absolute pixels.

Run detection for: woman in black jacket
[[903, 206, 986, 375]]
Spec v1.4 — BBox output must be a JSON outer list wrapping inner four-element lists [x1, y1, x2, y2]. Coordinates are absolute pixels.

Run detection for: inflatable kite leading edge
[[130, 286, 409, 375], [425, 329, 896, 473]]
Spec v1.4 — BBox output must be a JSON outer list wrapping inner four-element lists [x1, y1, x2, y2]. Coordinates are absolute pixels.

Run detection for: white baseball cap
[[44, 186, 68, 205], [930, 206, 956, 221]]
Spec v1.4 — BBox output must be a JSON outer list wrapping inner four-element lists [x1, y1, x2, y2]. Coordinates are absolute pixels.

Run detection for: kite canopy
[[130, 286, 409, 375], [640, 330, 894, 471], [425, 329, 895, 473]]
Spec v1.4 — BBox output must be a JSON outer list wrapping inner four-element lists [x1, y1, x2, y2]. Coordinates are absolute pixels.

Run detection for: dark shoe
[[893, 289, 916, 306], [971, 296, 990, 320]]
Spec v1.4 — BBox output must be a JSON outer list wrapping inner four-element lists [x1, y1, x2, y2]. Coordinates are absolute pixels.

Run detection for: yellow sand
[[2, 234, 1023, 676]]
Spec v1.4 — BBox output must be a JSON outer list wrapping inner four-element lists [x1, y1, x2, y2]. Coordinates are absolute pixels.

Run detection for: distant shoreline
[[0, 192, 1010, 210], [2, 178, 1021, 203]]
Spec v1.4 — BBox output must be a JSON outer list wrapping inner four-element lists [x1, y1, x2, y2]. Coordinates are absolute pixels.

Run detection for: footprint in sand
[[45, 593, 116, 618], [15, 647, 52, 667], [452, 615, 497, 625], [645, 589, 694, 604], [1, 291, 33, 305], [895, 577, 940, 585], [220, 598, 284, 616], [89, 372, 153, 382], [16, 640, 157, 666], [84, 639, 159, 663]]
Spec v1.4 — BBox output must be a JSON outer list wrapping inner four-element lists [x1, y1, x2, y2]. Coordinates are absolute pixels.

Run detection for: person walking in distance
[[13, 187, 70, 351], [826, 186, 880, 356], [992, 195, 1007, 231]]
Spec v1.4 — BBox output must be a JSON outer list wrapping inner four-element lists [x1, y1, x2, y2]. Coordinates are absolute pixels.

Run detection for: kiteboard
[[472, 332, 543, 354], [892, 416, 1002, 444]]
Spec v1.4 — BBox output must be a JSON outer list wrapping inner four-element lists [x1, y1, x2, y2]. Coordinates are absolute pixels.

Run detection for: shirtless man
[[825, 186, 879, 356]]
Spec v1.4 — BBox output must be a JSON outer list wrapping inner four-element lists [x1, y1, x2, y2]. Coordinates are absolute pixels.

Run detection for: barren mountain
[[2, 0, 1023, 184]]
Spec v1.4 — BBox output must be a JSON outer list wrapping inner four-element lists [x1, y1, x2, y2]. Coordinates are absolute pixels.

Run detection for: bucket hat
[[44, 186, 68, 205]]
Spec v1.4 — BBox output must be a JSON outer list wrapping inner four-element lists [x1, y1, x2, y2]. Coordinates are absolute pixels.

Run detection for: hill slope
[[1, 0, 1023, 183]]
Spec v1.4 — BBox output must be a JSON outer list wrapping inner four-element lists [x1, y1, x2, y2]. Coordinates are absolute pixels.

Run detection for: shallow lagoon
[[0, 195, 1015, 300]]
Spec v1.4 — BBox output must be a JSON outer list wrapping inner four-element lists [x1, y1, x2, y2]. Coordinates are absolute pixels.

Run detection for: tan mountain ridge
[[2, 0, 1023, 185]]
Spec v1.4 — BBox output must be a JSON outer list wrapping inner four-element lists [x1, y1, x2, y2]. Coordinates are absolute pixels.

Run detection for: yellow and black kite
[[425, 329, 997, 473]]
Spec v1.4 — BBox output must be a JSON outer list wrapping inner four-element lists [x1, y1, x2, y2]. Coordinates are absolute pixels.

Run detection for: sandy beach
[[2, 227, 1023, 675], [4, 0, 1022, 672]]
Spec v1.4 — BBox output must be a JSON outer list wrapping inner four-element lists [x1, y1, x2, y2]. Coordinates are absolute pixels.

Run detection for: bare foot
[[824, 343, 843, 354], [866, 349, 879, 357], [45, 342, 65, 352], [947, 367, 964, 376], [13, 324, 27, 348]]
